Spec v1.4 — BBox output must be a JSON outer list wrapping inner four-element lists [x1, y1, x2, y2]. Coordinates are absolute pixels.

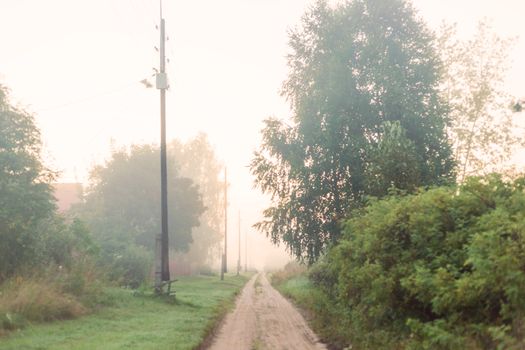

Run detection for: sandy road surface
[[209, 272, 327, 350]]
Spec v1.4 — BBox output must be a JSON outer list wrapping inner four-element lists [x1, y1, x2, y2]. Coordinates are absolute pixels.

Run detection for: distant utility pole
[[222, 168, 228, 276], [245, 230, 247, 272], [155, 2, 170, 292], [237, 210, 241, 276], [220, 246, 224, 281]]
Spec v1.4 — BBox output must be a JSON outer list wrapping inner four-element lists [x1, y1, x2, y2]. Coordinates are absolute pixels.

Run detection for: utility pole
[[155, 1, 170, 292], [220, 246, 224, 281], [245, 230, 247, 272], [237, 210, 241, 276], [222, 168, 228, 275]]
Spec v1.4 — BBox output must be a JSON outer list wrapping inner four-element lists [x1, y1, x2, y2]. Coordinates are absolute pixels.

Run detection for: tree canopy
[[438, 20, 524, 182], [251, 0, 455, 263], [0, 85, 56, 279], [80, 144, 205, 258], [170, 133, 223, 269]]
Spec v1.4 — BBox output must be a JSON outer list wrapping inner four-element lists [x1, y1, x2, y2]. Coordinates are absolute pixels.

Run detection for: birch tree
[[252, 0, 454, 263], [439, 21, 523, 182]]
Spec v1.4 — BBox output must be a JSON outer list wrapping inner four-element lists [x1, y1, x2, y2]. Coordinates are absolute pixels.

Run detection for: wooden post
[[223, 168, 228, 274]]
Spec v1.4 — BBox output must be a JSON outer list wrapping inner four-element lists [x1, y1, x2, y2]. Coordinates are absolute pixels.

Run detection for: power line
[[36, 81, 138, 113]]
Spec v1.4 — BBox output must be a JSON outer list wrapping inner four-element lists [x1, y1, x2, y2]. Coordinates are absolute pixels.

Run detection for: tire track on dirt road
[[209, 272, 326, 350]]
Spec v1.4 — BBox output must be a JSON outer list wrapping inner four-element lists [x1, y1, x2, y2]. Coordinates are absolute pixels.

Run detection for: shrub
[[270, 261, 306, 285], [308, 255, 338, 299], [198, 265, 217, 276], [0, 312, 27, 333], [108, 244, 153, 288], [325, 175, 525, 348]]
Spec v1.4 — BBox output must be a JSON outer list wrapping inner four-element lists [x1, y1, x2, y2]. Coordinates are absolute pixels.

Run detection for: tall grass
[[0, 273, 251, 349], [270, 261, 306, 285], [0, 257, 108, 334]]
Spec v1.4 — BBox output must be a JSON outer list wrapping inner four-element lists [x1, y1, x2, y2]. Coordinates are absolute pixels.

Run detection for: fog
[[1, 0, 524, 271]]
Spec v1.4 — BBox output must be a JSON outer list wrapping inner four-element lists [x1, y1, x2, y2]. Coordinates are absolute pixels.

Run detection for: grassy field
[[0, 273, 250, 350]]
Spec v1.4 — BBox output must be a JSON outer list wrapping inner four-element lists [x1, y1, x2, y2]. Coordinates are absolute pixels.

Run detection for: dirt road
[[209, 272, 327, 350]]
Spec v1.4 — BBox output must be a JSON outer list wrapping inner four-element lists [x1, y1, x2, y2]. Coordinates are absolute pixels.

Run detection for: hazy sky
[[1, 0, 524, 269]]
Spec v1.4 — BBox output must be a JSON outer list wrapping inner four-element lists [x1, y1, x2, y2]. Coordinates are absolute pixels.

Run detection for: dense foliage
[[0, 84, 105, 332], [83, 144, 204, 251], [77, 144, 206, 284], [0, 85, 96, 282], [0, 85, 55, 279], [310, 175, 525, 349], [251, 0, 454, 264], [438, 21, 522, 181], [170, 133, 224, 270]]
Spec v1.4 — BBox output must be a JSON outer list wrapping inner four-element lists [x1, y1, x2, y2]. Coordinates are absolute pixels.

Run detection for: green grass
[[273, 274, 321, 314], [0, 273, 250, 350], [275, 274, 311, 299]]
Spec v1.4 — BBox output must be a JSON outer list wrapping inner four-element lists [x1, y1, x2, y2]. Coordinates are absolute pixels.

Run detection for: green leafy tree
[[0, 85, 56, 280], [251, 0, 454, 263], [170, 133, 223, 270], [80, 144, 205, 263], [438, 20, 523, 182], [365, 121, 421, 196]]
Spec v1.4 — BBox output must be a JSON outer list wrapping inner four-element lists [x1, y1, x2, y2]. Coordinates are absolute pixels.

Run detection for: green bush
[[270, 261, 306, 285], [198, 265, 217, 276], [323, 175, 525, 349], [108, 244, 153, 288], [308, 255, 338, 299], [0, 311, 27, 332]]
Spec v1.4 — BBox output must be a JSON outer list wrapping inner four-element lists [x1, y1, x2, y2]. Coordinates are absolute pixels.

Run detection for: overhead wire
[[39, 0, 163, 183], [36, 80, 141, 113]]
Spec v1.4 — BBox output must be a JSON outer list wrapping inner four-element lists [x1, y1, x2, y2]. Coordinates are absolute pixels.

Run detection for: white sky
[[1, 0, 524, 269]]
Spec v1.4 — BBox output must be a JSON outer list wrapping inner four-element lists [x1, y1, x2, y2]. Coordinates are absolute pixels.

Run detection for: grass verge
[[0, 273, 250, 350], [0, 261, 108, 335]]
